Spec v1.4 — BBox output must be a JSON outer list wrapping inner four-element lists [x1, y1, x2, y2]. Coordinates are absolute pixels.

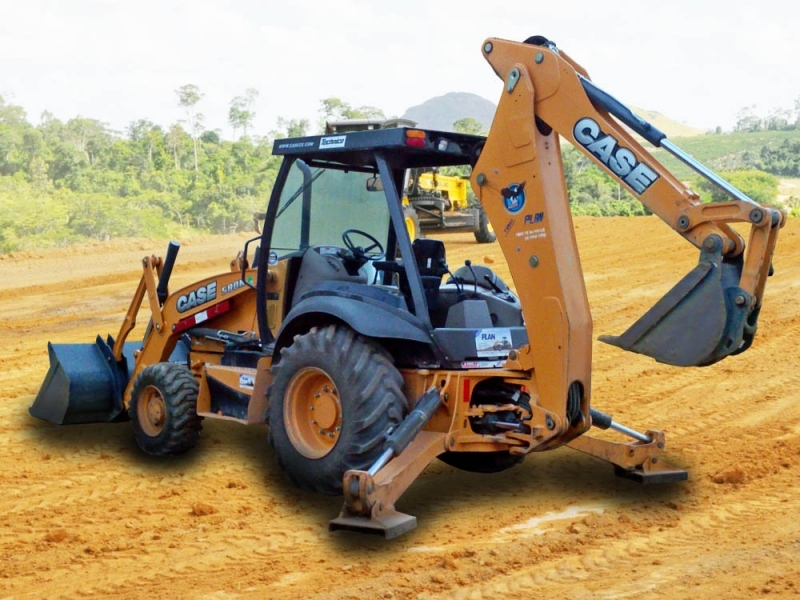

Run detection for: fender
[[275, 288, 432, 352]]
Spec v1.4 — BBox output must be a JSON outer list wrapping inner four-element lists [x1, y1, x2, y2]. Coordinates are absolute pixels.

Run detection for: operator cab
[[256, 127, 527, 369]]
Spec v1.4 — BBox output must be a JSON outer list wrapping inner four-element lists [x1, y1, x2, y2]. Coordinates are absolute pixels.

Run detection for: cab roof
[[271, 127, 485, 170]]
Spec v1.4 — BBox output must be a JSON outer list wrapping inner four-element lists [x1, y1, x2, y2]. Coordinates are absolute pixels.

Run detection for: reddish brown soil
[[1, 217, 799, 599]]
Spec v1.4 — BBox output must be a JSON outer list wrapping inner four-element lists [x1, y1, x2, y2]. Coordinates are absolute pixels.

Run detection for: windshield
[[271, 160, 390, 255]]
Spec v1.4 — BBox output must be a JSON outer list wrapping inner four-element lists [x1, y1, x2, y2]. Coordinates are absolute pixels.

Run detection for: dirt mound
[[2, 217, 798, 599]]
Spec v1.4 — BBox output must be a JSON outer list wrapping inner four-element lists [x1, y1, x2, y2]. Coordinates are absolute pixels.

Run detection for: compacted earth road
[[1, 216, 799, 599]]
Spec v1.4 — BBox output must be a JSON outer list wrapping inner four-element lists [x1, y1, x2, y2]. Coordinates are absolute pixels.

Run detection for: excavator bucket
[[599, 246, 751, 367], [30, 335, 138, 425]]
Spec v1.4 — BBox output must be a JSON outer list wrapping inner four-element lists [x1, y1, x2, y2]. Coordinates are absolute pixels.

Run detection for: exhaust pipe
[[157, 241, 181, 305]]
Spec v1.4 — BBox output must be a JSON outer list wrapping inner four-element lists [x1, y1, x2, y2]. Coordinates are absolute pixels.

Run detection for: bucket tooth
[[599, 249, 750, 367]]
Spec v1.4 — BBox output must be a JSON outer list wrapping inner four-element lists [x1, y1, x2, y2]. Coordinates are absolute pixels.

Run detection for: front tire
[[268, 325, 406, 495], [403, 205, 422, 241], [474, 206, 496, 243], [129, 362, 202, 456]]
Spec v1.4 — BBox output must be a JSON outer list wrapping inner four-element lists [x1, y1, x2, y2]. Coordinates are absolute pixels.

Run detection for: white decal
[[475, 328, 513, 357], [239, 374, 255, 390], [319, 135, 346, 150]]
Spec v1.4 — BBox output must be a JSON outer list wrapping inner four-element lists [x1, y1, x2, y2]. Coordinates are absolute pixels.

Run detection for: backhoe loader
[[31, 35, 784, 539]]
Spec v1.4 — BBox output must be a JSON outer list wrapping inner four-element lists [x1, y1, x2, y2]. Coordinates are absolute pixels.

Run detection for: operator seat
[[409, 238, 448, 312]]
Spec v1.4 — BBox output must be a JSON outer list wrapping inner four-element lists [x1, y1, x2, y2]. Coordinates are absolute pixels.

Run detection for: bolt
[[734, 294, 747, 306], [314, 392, 320, 398], [529, 255, 540, 268], [155, 323, 161, 331], [483, 42, 493, 54], [546, 416, 555, 430], [750, 208, 764, 224], [328, 432, 334, 438], [657, 442, 665, 450], [677, 215, 691, 230], [652, 457, 659, 464], [318, 429, 325, 435], [476, 173, 487, 186], [311, 420, 317, 425], [443, 392, 449, 402], [335, 426, 341, 431], [449, 438, 455, 448], [535, 52, 544, 64], [702, 235, 722, 253]]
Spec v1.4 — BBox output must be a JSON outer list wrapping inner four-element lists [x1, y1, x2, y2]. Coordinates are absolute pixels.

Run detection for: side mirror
[[366, 176, 383, 192]]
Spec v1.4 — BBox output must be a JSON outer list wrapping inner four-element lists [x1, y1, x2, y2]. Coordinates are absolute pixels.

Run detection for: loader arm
[[472, 37, 784, 381]]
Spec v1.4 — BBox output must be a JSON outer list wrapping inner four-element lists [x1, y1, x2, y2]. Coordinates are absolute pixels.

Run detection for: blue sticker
[[501, 182, 526, 214]]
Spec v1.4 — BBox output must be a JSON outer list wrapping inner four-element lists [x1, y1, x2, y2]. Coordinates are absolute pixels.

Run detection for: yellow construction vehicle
[[326, 119, 496, 243], [32, 35, 784, 539]]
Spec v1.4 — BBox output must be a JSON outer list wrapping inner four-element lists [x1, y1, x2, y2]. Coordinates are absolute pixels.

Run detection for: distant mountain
[[401, 92, 496, 133], [400, 92, 705, 139], [628, 107, 706, 139]]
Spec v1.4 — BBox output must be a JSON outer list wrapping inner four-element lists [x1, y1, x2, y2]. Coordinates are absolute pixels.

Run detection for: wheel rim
[[284, 367, 342, 459], [138, 385, 166, 437]]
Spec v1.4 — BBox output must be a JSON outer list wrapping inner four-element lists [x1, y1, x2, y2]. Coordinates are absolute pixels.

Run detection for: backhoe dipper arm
[[472, 37, 784, 375]]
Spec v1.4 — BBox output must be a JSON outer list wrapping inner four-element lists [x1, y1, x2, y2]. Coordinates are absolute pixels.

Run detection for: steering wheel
[[342, 229, 385, 260]]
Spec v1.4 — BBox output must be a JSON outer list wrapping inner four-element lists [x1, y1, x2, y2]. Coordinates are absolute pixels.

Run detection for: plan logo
[[524, 212, 544, 225], [573, 117, 659, 194]]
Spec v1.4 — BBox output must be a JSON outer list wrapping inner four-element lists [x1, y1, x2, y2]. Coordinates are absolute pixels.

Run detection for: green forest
[[1, 89, 798, 254]]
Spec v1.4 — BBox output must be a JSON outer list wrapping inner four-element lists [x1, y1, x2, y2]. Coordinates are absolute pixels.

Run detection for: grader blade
[[599, 247, 750, 367]]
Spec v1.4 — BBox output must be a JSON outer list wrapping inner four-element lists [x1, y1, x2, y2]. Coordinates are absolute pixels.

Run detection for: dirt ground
[[1, 216, 799, 599]]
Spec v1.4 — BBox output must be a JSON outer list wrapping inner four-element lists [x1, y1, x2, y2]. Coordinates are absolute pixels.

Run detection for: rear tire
[[474, 206, 496, 243], [129, 362, 202, 456], [268, 325, 406, 495]]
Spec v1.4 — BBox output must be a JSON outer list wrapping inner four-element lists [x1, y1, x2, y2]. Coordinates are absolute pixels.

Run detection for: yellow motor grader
[[32, 36, 784, 539]]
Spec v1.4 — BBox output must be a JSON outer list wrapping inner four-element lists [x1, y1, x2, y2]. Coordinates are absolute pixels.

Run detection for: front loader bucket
[[30, 335, 139, 425], [599, 247, 750, 367]]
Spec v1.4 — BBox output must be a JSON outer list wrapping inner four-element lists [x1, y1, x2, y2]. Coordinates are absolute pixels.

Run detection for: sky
[[1, 0, 798, 140]]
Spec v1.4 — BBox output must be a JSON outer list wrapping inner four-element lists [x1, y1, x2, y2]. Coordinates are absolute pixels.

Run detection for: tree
[[229, 88, 259, 139], [453, 117, 485, 135], [176, 84, 204, 171], [318, 97, 385, 131], [274, 117, 310, 138], [734, 105, 763, 133]]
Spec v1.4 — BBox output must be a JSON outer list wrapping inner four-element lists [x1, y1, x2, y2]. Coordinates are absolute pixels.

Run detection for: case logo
[[573, 117, 659, 194], [177, 282, 217, 313]]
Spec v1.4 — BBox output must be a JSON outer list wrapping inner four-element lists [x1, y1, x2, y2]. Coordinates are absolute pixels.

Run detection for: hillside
[[401, 92, 497, 132]]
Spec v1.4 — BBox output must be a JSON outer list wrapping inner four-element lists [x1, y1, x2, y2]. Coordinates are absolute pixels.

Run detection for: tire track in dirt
[[2, 218, 799, 599]]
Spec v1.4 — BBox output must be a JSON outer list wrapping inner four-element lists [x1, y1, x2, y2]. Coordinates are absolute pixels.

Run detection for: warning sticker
[[475, 328, 513, 357], [461, 360, 507, 369]]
